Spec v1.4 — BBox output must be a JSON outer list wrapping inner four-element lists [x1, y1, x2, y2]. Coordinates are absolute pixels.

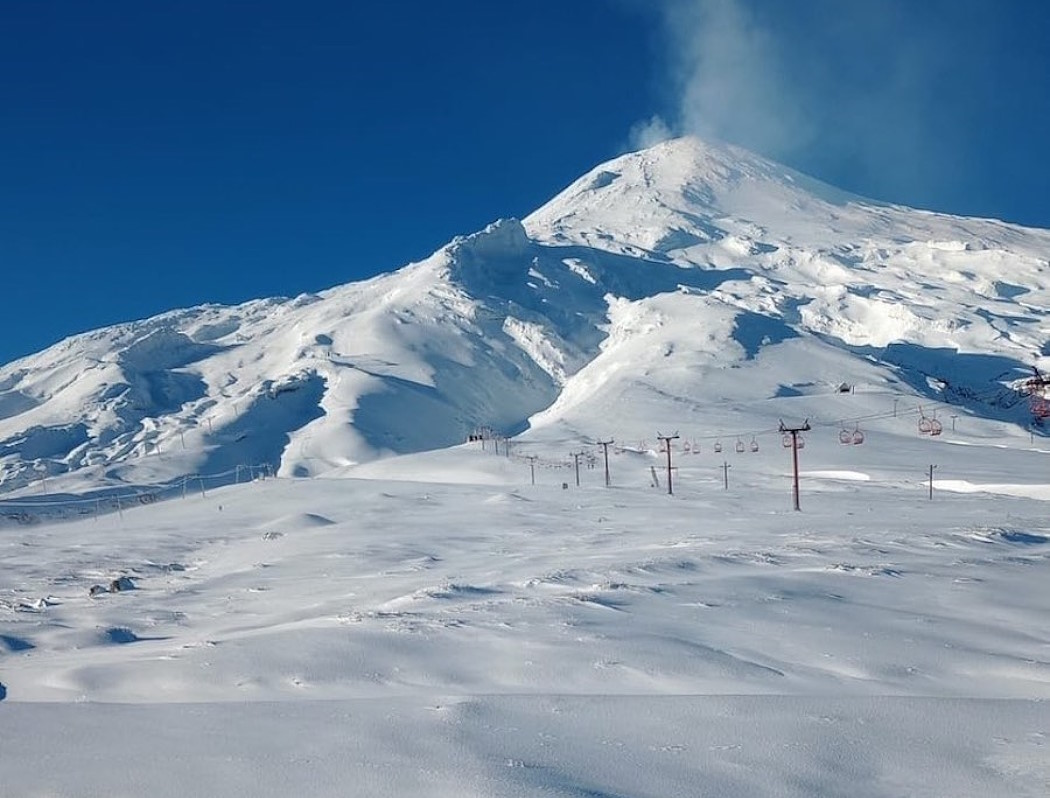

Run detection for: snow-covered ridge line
[[1, 135, 1049, 496]]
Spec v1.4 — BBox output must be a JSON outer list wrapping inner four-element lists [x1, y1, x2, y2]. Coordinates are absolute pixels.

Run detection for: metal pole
[[528, 456, 536, 486], [598, 439, 613, 487], [666, 445, 673, 495], [929, 464, 936, 500], [779, 420, 810, 511], [657, 432, 679, 496], [722, 461, 730, 490]]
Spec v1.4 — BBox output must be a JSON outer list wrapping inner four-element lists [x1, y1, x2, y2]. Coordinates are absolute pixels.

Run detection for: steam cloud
[[630, 0, 1003, 206], [629, 0, 811, 155], [654, 0, 811, 156]]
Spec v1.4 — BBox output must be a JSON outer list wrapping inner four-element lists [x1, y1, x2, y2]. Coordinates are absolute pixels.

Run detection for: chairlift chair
[[839, 427, 853, 444], [782, 434, 794, 448], [749, 436, 759, 452], [852, 425, 865, 445], [929, 418, 943, 436], [714, 440, 723, 453], [735, 439, 745, 453]]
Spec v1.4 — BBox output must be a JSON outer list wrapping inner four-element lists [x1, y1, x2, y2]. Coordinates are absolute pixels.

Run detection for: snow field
[[2, 426, 1049, 796]]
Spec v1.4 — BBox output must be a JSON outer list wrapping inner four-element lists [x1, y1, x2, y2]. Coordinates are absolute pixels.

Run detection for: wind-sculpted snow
[[2, 443, 1049, 794]]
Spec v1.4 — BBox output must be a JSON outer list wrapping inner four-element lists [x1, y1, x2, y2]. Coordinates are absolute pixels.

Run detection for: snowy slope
[[2, 435, 1050, 796], [2, 135, 1049, 499], [3, 137, 1050, 797]]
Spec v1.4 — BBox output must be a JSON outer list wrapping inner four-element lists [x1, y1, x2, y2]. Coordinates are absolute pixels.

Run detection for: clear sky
[[3, 0, 1049, 365]]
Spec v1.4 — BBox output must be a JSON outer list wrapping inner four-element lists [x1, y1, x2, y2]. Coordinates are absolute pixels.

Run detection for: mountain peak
[[524, 135, 875, 256], [525, 135, 1050, 260], [2, 135, 1050, 498]]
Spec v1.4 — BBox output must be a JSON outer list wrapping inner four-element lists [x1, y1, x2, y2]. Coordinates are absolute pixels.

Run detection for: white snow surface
[[2, 136, 1050, 795]]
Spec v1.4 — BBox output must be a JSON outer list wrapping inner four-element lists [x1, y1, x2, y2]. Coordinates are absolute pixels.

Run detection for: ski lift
[[796, 435, 806, 449], [852, 424, 865, 445], [714, 440, 723, 453], [682, 440, 692, 453], [841, 423, 865, 445], [782, 434, 794, 448], [749, 436, 759, 453], [918, 407, 934, 435], [1023, 367, 1050, 421], [735, 438, 745, 453], [929, 417, 943, 436]]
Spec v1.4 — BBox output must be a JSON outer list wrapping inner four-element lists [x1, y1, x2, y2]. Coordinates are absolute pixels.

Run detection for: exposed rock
[[110, 576, 136, 592]]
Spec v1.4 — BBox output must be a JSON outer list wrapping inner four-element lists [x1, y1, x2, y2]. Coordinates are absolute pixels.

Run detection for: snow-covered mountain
[[2, 136, 1049, 495], [5, 137, 1050, 797]]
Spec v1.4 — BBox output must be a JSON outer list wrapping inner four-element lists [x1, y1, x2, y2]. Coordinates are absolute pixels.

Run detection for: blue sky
[[2, 0, 1049, 364]]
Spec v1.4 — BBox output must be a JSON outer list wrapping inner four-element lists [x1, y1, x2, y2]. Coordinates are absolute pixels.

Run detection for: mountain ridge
[[2, 135, 1048, 496]]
